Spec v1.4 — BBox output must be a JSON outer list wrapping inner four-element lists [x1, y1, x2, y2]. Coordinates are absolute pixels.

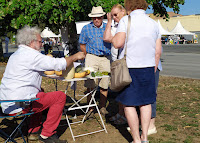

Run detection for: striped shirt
[[79, 22, 111, 56]]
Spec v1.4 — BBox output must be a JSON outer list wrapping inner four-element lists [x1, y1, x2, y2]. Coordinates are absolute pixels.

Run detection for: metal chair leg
[[4, 116, 27, 143]]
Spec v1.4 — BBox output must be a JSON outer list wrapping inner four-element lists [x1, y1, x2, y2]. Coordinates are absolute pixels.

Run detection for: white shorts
[[84, 54, 110, 89]]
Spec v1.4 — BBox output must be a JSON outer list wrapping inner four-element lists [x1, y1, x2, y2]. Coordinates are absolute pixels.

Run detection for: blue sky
[[146, 0, 200, 16]]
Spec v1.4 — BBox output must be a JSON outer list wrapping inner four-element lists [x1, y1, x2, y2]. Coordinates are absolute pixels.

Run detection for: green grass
[[183, 136, 193, 143], [156, 103, 165, 113], [194, 88, 200, 94], [182, 121, 199, 128], [1, 70, 200, 143], [161, 124, 178, 131]]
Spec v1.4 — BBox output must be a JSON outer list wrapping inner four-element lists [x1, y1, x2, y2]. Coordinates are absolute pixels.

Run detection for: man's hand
[[65, 52, 85, 68]]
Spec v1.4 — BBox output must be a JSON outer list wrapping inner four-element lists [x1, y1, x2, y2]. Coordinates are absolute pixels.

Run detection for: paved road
[[1, 44, 200, 79], [161, 44, 200, 79], [163, 44, 200, 54]]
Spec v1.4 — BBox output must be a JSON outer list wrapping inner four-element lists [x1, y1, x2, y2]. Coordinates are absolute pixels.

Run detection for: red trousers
[[28, 91, 66, 137]]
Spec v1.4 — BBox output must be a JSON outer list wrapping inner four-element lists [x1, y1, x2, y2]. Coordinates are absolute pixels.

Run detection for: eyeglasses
[[35, 40, 42, 43], [92, 17, 102, 20], [112, 11, 121, 17]]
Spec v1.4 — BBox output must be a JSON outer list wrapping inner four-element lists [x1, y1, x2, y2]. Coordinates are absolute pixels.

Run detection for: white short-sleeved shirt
[[0, 44, 67, 114], [117, 9, 161, 68], [111, 22, 118, 61]]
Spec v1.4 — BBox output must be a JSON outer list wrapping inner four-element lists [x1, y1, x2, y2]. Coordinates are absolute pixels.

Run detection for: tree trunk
[[61, 21, 78, 56], [0, 39, 4, 61]]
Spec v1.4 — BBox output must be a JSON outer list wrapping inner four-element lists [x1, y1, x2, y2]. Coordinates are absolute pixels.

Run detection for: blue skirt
[[116, 67, 156, 106]]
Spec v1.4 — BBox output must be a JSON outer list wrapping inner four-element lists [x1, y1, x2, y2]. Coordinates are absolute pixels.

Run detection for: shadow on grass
[[105, 91, 133, 143]]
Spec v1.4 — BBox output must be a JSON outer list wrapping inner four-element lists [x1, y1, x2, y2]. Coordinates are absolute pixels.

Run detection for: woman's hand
[[103, 13, 113, 42], [107, 12, 112, 23]]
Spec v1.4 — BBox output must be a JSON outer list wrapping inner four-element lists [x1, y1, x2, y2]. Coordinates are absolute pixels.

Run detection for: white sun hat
[[88, 6, 106, 17]]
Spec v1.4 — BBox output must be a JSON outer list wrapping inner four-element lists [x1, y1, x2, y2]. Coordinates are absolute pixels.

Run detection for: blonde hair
[[16, 25, 41, 45], [112, 4, 127, 15], [125, 0, 148, 11]]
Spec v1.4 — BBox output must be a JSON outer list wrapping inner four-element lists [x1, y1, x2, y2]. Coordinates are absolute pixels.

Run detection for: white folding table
[[42, 74, 108, 141]]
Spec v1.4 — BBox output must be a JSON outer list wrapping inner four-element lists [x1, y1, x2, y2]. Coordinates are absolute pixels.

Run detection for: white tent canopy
[[41, 27, 61, 38], [170, 21, 195, 35], [157, 20, 174, 35], [76, 21, 91, 34]]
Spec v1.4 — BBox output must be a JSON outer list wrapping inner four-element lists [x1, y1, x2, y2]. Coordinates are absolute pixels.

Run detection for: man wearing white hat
[[79, 6, 111, 116]]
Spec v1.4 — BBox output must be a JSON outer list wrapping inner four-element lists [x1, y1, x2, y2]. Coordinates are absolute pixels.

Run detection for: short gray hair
[[16, 25, 41, 45]]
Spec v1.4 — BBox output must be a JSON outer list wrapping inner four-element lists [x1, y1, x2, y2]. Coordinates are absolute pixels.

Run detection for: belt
[[98, 55, 106, 57], [89, 53, 107, 57]]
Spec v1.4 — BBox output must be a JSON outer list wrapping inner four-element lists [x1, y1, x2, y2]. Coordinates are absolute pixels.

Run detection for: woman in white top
[[112, 0, 162, 142], [103, 4, 127, 125], [104, 4, 126, 62]]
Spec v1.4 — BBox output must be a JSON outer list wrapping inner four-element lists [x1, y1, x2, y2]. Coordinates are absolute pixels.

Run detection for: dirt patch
[[0, 65, 199, 143]]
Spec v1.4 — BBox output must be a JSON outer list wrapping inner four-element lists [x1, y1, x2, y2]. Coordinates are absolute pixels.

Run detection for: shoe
[[114, 116, 127, 125], [148, 127, 157, 135], [28, 133, 39, 141], [109, 113, 121, 122], [100, 107, 109, 115], [38, 134, 67, 143]]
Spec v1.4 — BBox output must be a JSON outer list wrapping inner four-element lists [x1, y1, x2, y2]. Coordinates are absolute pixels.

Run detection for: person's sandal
[[109, 113, 121, 122], [141, 141, 149, 143], [147, 127, 157, 135]]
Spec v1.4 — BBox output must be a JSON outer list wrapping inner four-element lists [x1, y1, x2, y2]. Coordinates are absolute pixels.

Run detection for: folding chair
[[0, 98, 39, 143]]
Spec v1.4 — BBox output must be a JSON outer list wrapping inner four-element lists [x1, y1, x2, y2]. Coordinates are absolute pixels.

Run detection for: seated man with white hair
[[0, 25, 85, 143]]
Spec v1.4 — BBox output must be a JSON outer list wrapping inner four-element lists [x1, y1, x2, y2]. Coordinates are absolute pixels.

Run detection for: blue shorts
[[151, 69, 160, 118]]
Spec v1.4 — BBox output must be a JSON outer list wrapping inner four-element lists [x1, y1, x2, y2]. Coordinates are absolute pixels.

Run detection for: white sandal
[[148, 127, 157, 135], [109, 113, 121, 122]]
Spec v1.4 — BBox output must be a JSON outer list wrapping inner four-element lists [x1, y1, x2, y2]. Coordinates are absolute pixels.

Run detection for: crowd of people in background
[[43, 38, 61, 55], [161, 35, 194, 45]]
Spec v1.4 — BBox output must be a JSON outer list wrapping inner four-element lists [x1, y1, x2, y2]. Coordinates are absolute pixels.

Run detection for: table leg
[[64, 77, 108, 140], [52, 79, 58, 91]]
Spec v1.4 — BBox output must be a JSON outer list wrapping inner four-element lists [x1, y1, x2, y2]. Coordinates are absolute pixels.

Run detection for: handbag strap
[[124, 15, 131, 58], [117, 15, 131, 59]]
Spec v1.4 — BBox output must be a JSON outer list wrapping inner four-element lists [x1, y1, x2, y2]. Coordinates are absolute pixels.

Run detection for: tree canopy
[[0, 0, 184, 36], [146, 0, 185, 19]]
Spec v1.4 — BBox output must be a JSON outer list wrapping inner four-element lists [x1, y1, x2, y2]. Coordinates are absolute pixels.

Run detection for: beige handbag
[[110, 15, 132, 92]]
